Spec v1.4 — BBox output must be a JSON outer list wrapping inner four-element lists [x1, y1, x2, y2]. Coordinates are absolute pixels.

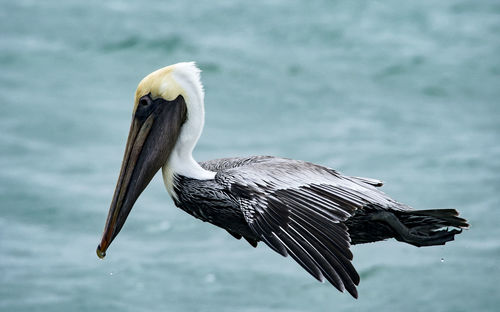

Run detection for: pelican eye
[[135, 94, 156, 119], [138, 95, 152, 107]]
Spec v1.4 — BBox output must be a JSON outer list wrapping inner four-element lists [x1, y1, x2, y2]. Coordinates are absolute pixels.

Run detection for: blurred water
[[1, 0, 499, 311]]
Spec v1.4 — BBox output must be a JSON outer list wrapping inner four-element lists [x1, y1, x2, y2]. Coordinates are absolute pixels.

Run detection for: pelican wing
[[209, 156, 406, 298]]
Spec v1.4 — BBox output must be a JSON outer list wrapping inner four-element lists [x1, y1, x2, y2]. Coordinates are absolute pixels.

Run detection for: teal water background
[[1, 1, 499, 311]]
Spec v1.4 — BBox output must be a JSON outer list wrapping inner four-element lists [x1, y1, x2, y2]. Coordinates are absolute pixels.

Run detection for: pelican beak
[[97, 94, 187, 259]]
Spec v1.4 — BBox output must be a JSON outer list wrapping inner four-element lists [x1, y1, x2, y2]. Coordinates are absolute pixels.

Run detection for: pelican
[[97, 62, 468, 298]]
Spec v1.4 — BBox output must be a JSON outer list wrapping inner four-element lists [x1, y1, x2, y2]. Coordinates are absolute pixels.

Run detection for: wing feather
[[249, 219, 288, 257], [275, 229, 324, 282], [287, 224, 345, 292], [211, 156, 404, 298], [290, 210, 352, 259], [289, 219, 360, 288]]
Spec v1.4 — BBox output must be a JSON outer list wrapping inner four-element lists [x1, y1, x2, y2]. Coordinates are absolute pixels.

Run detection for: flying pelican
[[97, 62, 468, 298]]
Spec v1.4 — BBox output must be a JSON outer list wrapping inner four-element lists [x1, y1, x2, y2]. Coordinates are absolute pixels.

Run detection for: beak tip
[[96, 244, 107, 259]]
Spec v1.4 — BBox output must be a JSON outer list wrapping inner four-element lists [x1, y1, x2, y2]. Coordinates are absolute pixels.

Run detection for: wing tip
[[348, 286, 359, 299]]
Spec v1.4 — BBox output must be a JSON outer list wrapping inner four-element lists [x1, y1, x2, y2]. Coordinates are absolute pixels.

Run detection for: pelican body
[[97, 62, 468, 298]]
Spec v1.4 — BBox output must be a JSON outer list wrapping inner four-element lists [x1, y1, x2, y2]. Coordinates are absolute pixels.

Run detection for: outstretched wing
[[213, 156, 407, 298]]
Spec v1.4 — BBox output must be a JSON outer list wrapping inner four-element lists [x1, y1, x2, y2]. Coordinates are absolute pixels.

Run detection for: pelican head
[[97, 62, 211, 258]]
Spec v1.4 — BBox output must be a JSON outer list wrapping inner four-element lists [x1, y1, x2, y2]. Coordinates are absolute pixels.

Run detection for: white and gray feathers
[[188, 155, 410, 298]]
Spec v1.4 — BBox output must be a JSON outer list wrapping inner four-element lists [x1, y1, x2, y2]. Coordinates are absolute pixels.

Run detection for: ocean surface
[[1, 1, 499, 311]]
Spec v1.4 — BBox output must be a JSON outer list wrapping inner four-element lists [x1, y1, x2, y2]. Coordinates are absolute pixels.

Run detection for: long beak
[[97, 95, 187, 258]]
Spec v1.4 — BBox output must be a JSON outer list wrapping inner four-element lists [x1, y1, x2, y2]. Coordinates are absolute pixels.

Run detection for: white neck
[[161, 66, 216, 199]]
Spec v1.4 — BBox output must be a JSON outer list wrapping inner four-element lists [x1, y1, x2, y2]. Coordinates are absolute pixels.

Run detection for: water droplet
[[440, 258, 444, 263], [110, 272, 113, 275]]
